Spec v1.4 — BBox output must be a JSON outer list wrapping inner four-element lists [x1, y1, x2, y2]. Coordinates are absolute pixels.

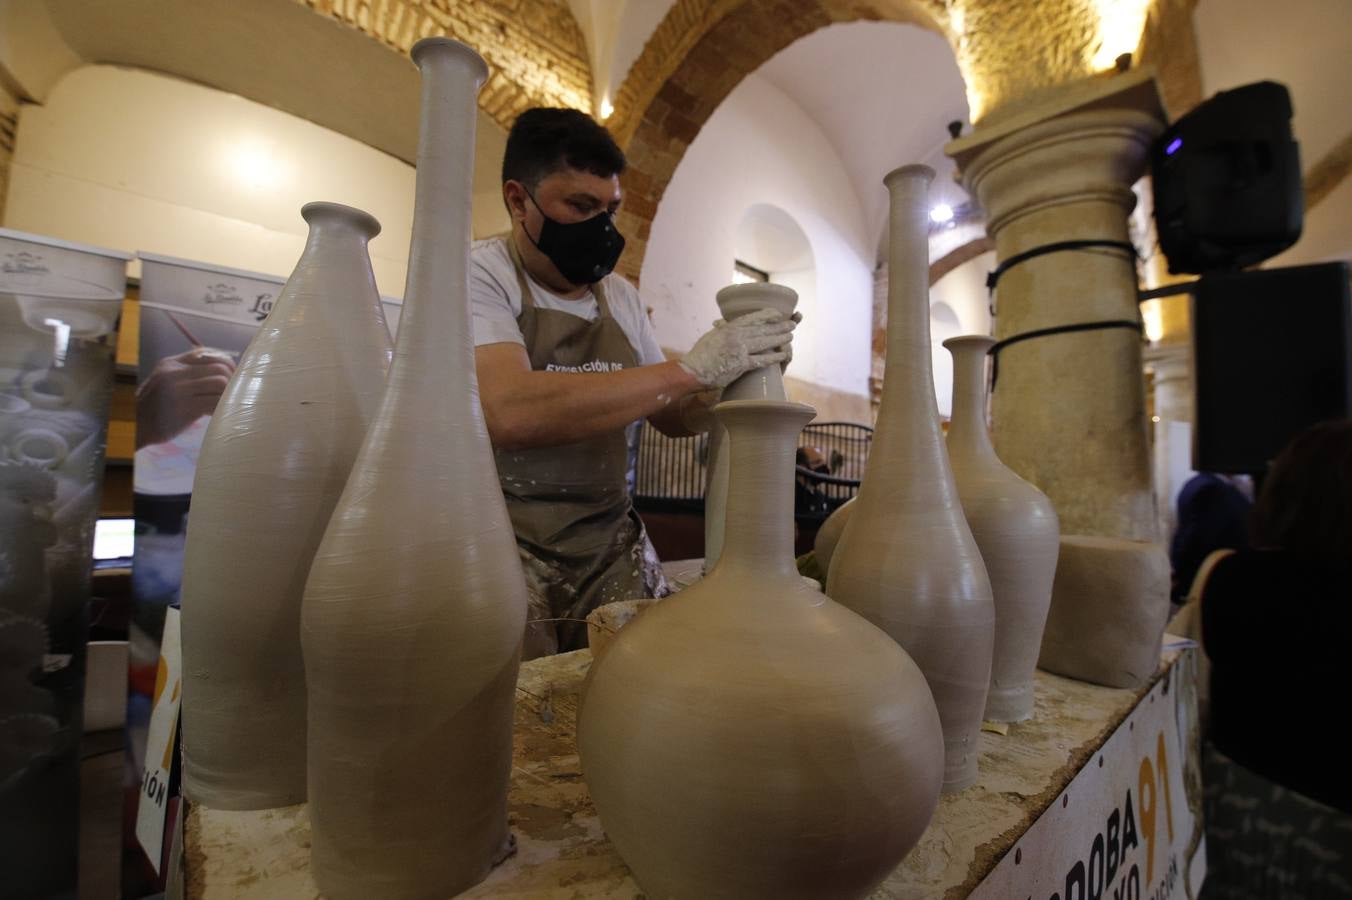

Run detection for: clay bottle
[[179, 202, 392, 809], [703, 282, 797, 568], [812, 494, 854, 577], [300, 38, 526, 900], [826, 165, 995, 792], [944, 334, 1059, 722], [580, 398, 944, 900]]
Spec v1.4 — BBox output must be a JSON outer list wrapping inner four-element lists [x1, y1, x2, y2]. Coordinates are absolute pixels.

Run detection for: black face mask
[[524, 191, 626, 286]]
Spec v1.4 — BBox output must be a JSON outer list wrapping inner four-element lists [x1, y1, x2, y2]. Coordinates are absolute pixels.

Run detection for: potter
[[470, 108, 798, 657]]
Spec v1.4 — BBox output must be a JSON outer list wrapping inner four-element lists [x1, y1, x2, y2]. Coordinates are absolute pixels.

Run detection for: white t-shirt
[[469, 236, 666, 367]]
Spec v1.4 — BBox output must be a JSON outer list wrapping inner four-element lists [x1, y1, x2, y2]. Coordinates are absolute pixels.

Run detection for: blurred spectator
[[1169, 472, 1252, 604]]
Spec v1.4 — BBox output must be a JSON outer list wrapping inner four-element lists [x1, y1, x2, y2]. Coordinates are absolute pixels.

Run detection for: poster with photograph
[[0, 226, 129, 897]]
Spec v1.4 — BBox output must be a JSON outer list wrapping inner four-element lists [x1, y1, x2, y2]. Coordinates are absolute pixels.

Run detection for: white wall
[[640, 73, 874, 399], [4, 65, 510, 293], [930, 250, 994, 337]]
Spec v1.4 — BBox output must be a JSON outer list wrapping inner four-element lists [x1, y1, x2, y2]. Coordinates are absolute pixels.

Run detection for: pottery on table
[[179, 201, 392, 810], [580, 398, 944, 900], [702, 282, 797, 571], [300, 38, 527, 900], [944, 334, 1060, 722], [812, 494, 854, 577], [827, 164, 995, 793]]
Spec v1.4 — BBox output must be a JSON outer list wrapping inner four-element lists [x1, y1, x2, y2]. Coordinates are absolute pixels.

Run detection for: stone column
[[948, 70, 1166, 542], [1145, 342, 1194, 538]]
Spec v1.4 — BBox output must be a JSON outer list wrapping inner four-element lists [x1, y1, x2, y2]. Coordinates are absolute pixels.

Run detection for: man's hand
[[678, 308, 797, 389], [136, 349, 236, 448]]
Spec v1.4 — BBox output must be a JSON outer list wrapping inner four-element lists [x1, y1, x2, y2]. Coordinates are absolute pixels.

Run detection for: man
[[471, 108, 797, 657]]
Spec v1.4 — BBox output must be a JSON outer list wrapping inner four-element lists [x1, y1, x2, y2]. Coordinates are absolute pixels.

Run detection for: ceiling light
[[929, 204, 955, 224], [599, 97, 614, 120]]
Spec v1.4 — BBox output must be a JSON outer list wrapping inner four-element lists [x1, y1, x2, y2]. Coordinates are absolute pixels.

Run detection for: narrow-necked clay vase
[[179, 201, 392, 810], [301, 38, 527, 900], [827, 165, 995, 793], [944, 335, 1059, 722], [580, 398, 944, 900], [813, 495, 854, 577], [703, 282, 797, 569]]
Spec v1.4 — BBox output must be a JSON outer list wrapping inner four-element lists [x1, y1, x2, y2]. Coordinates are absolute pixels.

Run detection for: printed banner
[[135, 606, 182, 874], [970, 648, 1205, 900], [0, 226, 128, 897]]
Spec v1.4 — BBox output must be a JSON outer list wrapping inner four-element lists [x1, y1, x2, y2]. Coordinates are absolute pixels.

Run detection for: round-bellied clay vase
[[580, 398, 944, 900]]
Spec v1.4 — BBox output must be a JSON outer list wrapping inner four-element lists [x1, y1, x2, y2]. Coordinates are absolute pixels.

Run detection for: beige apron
[[499, 239, 668, 658]]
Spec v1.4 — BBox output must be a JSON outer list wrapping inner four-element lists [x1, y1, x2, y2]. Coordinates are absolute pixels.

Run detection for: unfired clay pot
[[580, 398, 944, 900], [812, 495, 854, 577], [1038, 535, 1170, 689], [944, 335, 1060, 723], [827, 165, 995, 793], [179, 201, 392, 810], [300, 38, 527, 900], [703, 282, 797, 569]]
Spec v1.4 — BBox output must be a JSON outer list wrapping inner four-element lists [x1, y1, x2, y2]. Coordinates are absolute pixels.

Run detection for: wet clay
[[702, 282, 797, 570], [944, 335, 1060, 723], [179, 202, 392, 810], [300, 39, 527, 900], [1038, 534, 1170, 689], [827, 165, 995, 793], [580, 399, 944, 899]]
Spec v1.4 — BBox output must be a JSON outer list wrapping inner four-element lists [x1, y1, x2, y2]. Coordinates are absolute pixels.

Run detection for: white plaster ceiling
[[568, 0, 676, 113], [753, 22, 971, 266]]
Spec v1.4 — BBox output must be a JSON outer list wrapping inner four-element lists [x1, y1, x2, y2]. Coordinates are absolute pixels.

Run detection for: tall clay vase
[[300, 38, 527, 900], [581, 398, 944, 900], [944, 335, 1060, 723], [179, 202, 393, 809], [703, 282, 797, 568], [826, 165, 995, 793]]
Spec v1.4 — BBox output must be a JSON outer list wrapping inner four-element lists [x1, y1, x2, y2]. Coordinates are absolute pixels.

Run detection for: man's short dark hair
[[502, 108, 626, 189]]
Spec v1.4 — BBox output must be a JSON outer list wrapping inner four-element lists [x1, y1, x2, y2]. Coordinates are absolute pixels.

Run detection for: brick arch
[[607, 0, 953, 281]]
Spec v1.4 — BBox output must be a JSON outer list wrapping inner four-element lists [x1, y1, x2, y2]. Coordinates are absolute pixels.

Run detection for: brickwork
[[608, 0, 948, 282], [296, 0, 593, 130]]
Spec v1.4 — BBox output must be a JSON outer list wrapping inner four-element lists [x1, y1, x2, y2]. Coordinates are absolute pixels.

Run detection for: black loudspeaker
[[1152, 81, 1303, 274], [1193, 262, 1352, 473]]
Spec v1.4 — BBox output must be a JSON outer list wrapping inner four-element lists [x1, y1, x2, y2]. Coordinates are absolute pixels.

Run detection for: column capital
[[948, 69, 1168, 236]]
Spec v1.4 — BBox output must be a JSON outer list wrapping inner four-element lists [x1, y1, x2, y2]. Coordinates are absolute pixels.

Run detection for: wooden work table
[[183, 638, 1203, 899]]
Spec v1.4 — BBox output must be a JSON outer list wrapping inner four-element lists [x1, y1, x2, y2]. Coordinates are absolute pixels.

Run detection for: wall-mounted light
[[1141, 299, 1164, 343], [929, 204, 955, 224], [1090, 0, 1151, 71], [227, 139, 284, 190]]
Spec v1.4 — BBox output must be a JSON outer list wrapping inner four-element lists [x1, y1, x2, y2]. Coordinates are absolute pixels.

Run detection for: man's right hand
[[678, 308, 796, 389]]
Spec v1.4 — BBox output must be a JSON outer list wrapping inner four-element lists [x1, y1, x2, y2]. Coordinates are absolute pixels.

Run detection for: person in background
[[470, 108, 797, 658], [1169, 471, 1253, 604], [1187, 419, 1352, 899]]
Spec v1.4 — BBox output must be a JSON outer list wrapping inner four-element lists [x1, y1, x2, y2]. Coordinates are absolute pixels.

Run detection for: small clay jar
[[580, 399, 944, 900]]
